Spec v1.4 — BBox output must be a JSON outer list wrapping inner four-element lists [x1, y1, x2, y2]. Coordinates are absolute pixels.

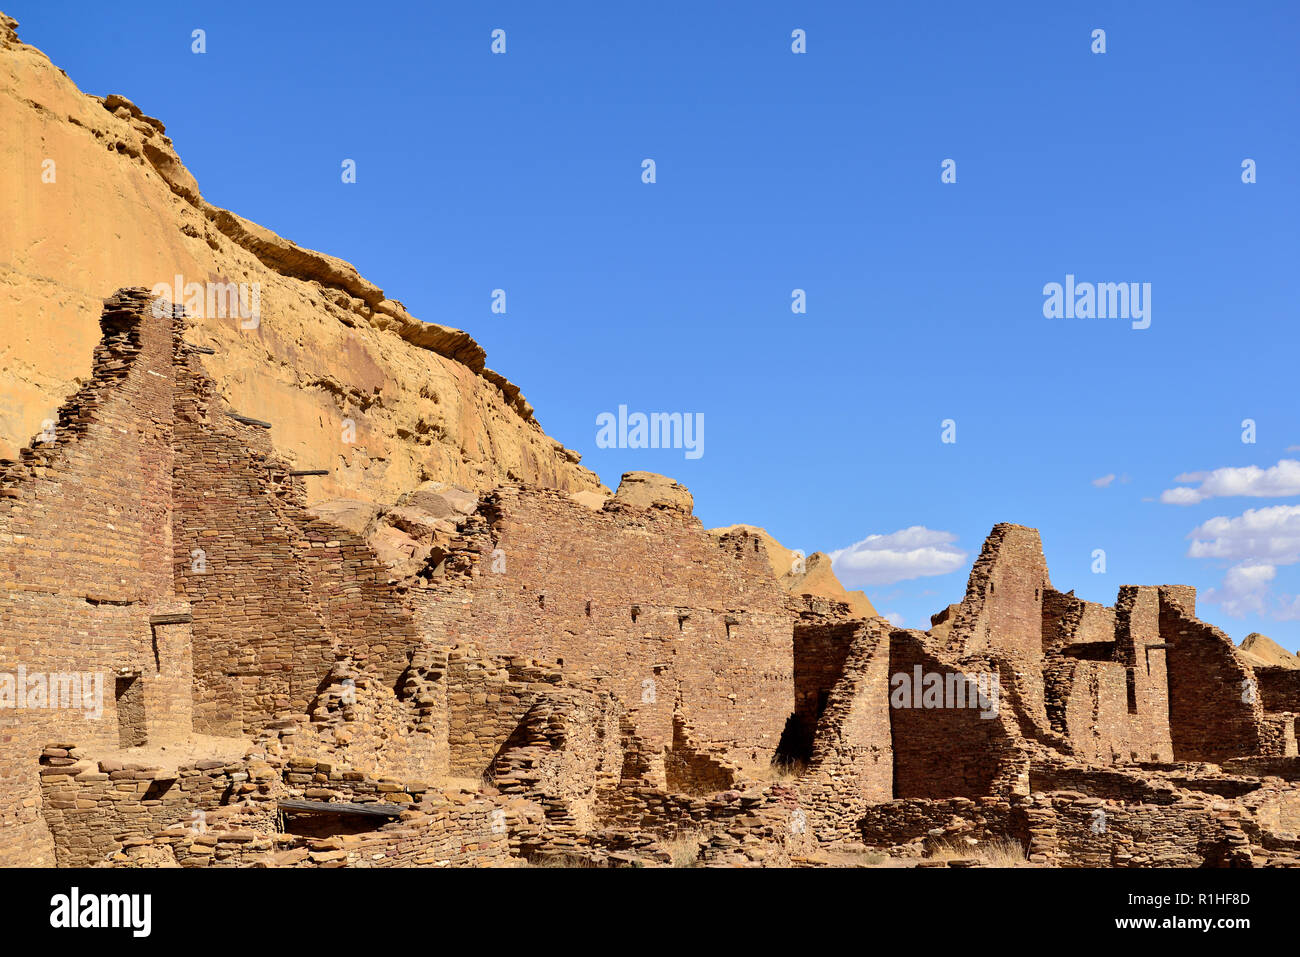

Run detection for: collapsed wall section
[[796, 618, 893, 841]]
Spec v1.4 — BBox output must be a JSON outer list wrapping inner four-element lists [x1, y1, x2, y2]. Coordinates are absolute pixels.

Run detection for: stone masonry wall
[[415, 492, 794, 768], [0, 290, 192, 866], [173, 336, 416, 736], [1161, 591, 1268, 762]]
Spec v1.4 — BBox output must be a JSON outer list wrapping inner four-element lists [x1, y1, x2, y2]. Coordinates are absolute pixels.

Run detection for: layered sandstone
[[0, 13, 603, 505]]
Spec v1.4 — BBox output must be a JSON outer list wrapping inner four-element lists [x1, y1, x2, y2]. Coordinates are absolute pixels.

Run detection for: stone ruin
[[3, 289, 1299, 869]]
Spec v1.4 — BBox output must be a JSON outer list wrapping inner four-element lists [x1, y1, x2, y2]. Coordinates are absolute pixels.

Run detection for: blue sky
[[10, 1, 1300, 646]]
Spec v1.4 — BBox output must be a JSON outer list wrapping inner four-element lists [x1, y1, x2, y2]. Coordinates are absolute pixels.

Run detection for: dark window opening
[[1125, 668, 1138, 714]]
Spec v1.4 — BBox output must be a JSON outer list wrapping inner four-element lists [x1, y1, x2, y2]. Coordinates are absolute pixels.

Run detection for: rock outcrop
[[612, 471, 694, 515], [1239, 632, 1300, 670], [0, 14, 604, 505], [710, 523, 878, 618]]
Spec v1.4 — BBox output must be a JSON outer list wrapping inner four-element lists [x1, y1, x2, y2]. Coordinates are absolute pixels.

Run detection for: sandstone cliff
[[0, 13, 604, 504]]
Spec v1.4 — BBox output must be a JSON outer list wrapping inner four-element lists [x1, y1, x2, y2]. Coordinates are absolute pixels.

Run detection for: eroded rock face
[[0, 15, 605, 505], [612, 471, 694, 515], [308, 482, 477, 580]]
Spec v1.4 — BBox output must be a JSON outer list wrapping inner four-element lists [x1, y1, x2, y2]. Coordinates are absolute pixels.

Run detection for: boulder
[[613, 472, 693, 515]]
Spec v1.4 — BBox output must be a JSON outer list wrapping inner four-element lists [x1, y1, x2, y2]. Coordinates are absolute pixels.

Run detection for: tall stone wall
[[1113, 586, 1173, 762], [415, 489, 794, 768], [172, 343, 417, 736], [946, 524, 1051, 661], [0, 290, 192, 866]]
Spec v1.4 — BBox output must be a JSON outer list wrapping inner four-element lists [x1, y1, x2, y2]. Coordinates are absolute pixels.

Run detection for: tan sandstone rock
[[612, 471, 694, 515], [0, 14, 606, 505], [1238, 633, 1300, 670]]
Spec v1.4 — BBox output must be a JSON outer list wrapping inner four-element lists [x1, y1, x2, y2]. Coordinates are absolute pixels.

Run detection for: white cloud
[[1161, 459, 1300, 505], [1203, 563, 1275, 618], [1186, 505, 1300, 621], [1092, 473, 1116, 488], [1276, 595, 1300, 621], [1162, 487, 1204, 506], [1187, 505, 1300, 565], [883, 611, 904, 627], [829, 527, 967, 587]]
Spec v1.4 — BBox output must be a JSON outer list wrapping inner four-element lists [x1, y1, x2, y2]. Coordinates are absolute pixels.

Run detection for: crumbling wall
[[446, 649, 567, 777], [488, 686, 624, 842], [1029, 794, 1242, 867], [946, 524, 1050, 660], [796, 618, 892, 837], [1042, 588, 1115, 656], [1161, 589, 1269, 762], [941, 525, 1055, 749], [37, 743, 274, 867], [856, 795, 1024, 852], [663, 714, 741, 795], [785, 598, 861, 762]]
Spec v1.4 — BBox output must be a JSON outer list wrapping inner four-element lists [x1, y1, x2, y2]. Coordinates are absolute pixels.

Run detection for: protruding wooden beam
[[149, 612, 193, 626], [227, 412, 271, 429]]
